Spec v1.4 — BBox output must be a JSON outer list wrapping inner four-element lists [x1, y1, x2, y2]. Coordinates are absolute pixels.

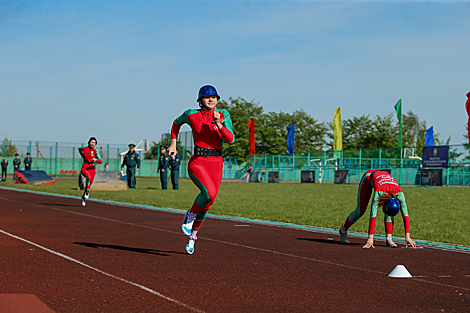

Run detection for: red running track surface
[[0, 188, 469, 312]]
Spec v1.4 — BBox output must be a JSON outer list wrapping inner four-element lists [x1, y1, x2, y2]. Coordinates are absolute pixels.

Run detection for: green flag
[[394, 99, 402, 148]]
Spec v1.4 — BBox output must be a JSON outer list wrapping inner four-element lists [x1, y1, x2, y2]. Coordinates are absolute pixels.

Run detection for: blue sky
[[1, 0, 469, 147]]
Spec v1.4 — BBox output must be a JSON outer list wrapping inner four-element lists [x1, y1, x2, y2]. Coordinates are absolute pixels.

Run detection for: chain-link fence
[[2, 139, 469, 186]]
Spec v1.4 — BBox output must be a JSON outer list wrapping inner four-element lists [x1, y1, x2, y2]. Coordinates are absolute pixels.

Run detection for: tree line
[[145, 97, 467, 162]]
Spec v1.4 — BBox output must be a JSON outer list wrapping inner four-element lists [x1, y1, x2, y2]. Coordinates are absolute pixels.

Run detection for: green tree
[[0, 138, 18, 157]]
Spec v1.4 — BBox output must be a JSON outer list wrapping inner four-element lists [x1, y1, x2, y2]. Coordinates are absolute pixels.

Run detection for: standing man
[[121, 143, 140, 189], [13, 153, 21, 173], [169, 147, 181, 190], [158, 145, 169, 190], [1, 156, 8, 180], [24, 152, 33, 170]]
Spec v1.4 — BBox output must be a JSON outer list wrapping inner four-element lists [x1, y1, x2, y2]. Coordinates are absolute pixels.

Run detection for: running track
[[0, 187, 469, 312]]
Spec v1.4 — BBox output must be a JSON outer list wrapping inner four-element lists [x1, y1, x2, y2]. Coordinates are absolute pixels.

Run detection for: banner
[[466, 92, 470, 144], [268, 172, 279, 183], [333, 107, 342, 151], [421, 169, 443, 186], [425, 126, 434, 146], [422, 146, 449, 168], [287, 122, 295, 154], [301, 171, 315, 183], [394, 99, 402, 148], [248, 119, 255, 154], [334, 170, 348, 184]]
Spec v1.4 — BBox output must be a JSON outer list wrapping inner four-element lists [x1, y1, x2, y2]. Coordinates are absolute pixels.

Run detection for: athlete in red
[[339, 169, 417, 249], [168, 85, 235, 254], [78, 137, 102, 206]]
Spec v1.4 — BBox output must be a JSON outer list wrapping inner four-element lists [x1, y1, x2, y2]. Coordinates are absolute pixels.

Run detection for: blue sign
[[422, 146, 449, 168]]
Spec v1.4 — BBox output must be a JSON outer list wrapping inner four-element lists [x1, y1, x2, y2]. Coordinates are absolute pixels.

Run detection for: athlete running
[[339, 169, 417, 249], [168, 85, 235, 254], [78, 137, 102, 206]]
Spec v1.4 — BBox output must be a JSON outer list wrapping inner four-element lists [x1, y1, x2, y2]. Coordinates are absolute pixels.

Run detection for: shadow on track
[[74, 242, 186, 256], [297, 237, 363, 246]]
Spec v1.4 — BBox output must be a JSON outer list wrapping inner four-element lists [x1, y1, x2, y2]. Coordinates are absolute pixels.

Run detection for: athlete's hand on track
[[405, 234, 416, 249], [363, 237, 375, 249]]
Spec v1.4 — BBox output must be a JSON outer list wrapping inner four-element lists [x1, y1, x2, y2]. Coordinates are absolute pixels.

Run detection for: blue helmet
[[88, 137, 97, 144], [383, 197, 400, 216], [197, 85, 220, 102]]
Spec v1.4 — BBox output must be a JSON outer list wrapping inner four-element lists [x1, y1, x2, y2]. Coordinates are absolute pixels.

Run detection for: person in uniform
[[1, 156, 8, 180], [13, 153, 21, 173], [24, 152, 33, 170], [158, 145, 169, 190], [121, 143, 141, 189], [169, 147, 181, 190]]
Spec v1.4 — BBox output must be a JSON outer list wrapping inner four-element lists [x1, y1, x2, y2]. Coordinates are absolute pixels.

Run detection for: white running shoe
[[339, 227, 350, 244], [84, 192, 89, 200], [386, 238, 397, 248], [81, 195, 86, 207], [181, 210, 196, 236], [185, 235, 197, 254]]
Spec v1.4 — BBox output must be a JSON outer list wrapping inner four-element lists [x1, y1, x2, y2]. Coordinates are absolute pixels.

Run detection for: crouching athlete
[[78, 137, 102, 206], [339, 169, 417, 249], [168, 85, 235, 254]]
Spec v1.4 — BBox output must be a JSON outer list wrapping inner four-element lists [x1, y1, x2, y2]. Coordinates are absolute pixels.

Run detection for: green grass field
[[4, 177, 470, 247]]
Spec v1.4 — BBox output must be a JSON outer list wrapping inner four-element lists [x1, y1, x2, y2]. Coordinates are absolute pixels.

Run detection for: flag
[[466, 92, 470, 144], [394, 99, 402, 148], [248, 119, 255, 155], [425, 126, 434, 146], [287, 122, 295, 154], [333, 107, 342, 151]]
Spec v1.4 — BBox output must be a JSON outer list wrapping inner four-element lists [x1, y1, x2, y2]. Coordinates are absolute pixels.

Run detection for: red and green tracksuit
[[343, 169, 411, 236], [171, 108, 235, 231], [78, 146, 102, 193]]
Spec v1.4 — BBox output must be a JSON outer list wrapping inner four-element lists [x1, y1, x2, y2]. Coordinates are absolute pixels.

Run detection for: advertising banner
[[301, 171, 315, 183], [421, 169, 443, 186], [422, 146, 449, 168], [334, 170, 348, 184], [268, 172, 279, 183]]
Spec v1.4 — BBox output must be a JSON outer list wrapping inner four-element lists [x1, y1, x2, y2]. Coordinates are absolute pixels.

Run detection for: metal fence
[[2, 139, 469, 187]]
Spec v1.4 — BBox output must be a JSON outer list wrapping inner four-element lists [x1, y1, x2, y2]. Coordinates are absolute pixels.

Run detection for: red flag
[[467, 92, 470, 144], [248, 119, 255, 154]]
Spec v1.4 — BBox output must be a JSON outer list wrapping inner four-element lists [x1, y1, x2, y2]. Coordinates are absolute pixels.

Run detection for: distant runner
[[78, 137, 102, 206], [339, 169, 417, 249]]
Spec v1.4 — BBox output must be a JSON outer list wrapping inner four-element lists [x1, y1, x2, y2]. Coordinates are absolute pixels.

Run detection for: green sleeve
[[396, 192, 409, 217], [174, 109, 197, 126], [95, 149, 102, 160], [369, 191, 381, 219]]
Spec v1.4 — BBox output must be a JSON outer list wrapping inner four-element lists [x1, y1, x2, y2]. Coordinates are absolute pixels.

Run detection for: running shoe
[[386, 238, 398, 248], [339, 227, 350, 244], [84, 191, 89, 200], [81, 195, 86, 207], [185, 235, 197, 255], [181, 209, 196, 236]]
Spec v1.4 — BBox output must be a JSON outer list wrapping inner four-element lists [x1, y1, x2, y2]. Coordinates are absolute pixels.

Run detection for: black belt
[[194, 146, 222, 157], [83, 161, 94, 164]]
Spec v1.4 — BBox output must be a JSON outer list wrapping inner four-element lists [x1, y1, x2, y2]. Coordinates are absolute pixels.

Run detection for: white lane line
[[3, 197, 470, 292], [0, 229, 204, 313]]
